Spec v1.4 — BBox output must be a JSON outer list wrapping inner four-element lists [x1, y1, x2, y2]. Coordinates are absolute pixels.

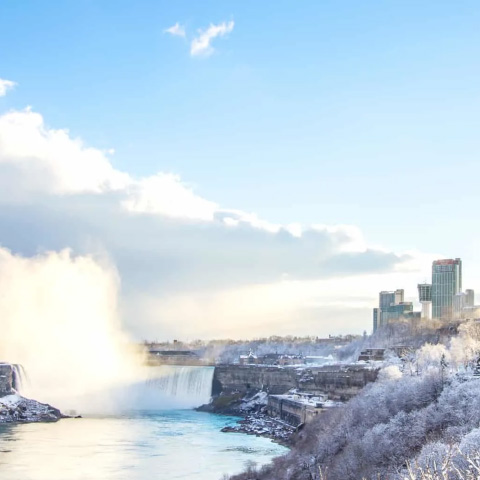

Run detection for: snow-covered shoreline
[[221, 411, 295, 447], [0, 394, 64, 423], [199, 390, 296, 446]]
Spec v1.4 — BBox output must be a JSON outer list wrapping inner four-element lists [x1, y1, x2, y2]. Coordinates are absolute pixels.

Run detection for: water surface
[[0, 410, 287, 480]]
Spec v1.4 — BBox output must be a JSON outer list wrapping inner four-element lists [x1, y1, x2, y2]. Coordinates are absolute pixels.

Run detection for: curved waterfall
[[144, 366, 214, 409]]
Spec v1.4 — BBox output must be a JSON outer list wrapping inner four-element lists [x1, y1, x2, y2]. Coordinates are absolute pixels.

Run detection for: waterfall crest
[[144, 366, 214, 409]]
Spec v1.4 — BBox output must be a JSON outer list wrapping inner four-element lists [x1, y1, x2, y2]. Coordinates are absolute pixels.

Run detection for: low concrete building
[[358, 348, 385, 362], [239, 351, 258, 365], [239, 352, 305, 366], [258, 354, 305, 366], [267, 392, 332, 426]]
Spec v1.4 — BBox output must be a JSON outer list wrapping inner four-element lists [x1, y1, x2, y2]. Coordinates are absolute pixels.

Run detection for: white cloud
[[122, 173, 217, 221], [0, 109, 213, 221], [0, 106, 431, 340], [0, 78, 16, 97], [216, 209, 280, 233], [164, 22, 186, 37], [0, 108, 129, 194], [190, 20, 234, 57]]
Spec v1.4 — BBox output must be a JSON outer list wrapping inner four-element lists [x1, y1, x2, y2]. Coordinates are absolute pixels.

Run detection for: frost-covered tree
[[226, 319, 480, 480], [449, 321, 480, 371]]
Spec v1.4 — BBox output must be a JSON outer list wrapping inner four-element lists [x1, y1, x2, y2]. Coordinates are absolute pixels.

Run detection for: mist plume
[[0, 247, 144, 413]]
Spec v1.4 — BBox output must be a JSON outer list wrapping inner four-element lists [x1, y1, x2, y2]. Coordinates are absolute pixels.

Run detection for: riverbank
[[198, 391, 296, 446], [220, 411, 295, 447]]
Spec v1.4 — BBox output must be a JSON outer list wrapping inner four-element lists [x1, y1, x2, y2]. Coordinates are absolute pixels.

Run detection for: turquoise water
[[0, 410, 287, 480]]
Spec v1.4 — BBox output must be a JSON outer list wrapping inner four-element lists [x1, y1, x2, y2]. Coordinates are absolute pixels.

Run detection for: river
[[0, 365, 288, 479], [0, 410, 287, 480]]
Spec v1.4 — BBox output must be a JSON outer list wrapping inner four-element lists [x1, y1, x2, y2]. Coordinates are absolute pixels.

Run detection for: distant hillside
[[144, 334, 361, 364]]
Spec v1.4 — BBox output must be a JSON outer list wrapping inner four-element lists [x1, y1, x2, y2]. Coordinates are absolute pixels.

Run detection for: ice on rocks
[[0, 394, 63, 423]]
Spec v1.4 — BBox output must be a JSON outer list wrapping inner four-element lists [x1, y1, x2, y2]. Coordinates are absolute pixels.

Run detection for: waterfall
[[143, 366, 215, 409], [12, 364, 29, 394]]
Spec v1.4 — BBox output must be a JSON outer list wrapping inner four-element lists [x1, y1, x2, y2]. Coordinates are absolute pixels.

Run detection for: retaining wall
[[213, 364, 379, 400]]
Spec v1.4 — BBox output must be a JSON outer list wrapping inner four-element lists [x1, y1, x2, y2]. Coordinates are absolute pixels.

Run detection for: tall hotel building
[[432, 258, 462, 319]]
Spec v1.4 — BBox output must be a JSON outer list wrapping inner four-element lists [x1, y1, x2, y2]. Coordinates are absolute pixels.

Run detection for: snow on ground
[[0, 394, 63, 423], [271, 391, 343, 408], [221, 412, 295, 445], [239, 391, 268, 412], [0, 394, 21, 406]]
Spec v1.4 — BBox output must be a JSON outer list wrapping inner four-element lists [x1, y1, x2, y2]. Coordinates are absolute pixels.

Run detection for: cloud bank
[[0, 106, 430, 340]]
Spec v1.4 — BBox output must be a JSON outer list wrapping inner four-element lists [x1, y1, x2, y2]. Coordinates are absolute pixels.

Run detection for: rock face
[[297, 365, 380, 400], [0, 394, 63, 423], [0, 362, 64, 423], [0, 363, 14, 396], [199, 389, 296, 446], [213, 365, 298, 395], [213, 364, 379, 400], [221, 412, 295, 446]]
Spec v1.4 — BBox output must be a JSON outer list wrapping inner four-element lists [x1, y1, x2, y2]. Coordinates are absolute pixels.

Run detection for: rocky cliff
[[0, 363, 14, 396], [297, 364, 380, 400], [213, 365, 298, 395], [213, 364, 379, 400]]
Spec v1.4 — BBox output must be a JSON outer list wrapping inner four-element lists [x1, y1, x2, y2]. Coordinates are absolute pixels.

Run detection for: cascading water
[[142, 366, 215, 409], [12, 364, 29, 394]]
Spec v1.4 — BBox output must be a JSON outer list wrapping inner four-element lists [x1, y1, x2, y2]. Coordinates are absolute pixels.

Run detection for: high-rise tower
[[431, 258, 462, 319], [379, 289, 404, 310], [373, 289, 409, 332], [453, 289, 475, 318], [465, 289, 475, 307], [418, 283, 432, 320]]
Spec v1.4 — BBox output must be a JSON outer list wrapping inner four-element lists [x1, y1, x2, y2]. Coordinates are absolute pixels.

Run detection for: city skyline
[[373, 257, 477, 331]]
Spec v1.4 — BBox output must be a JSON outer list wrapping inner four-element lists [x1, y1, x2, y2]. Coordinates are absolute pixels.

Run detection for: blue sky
[[0, 1, 479, 338]]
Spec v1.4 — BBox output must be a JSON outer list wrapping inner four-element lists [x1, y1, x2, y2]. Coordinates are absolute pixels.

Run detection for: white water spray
[[0, 248, 144, 412], [0, 247, 215, 413]]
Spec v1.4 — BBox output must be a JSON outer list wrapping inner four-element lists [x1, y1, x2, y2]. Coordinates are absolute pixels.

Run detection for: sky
[[0, 0, 479, 340]]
